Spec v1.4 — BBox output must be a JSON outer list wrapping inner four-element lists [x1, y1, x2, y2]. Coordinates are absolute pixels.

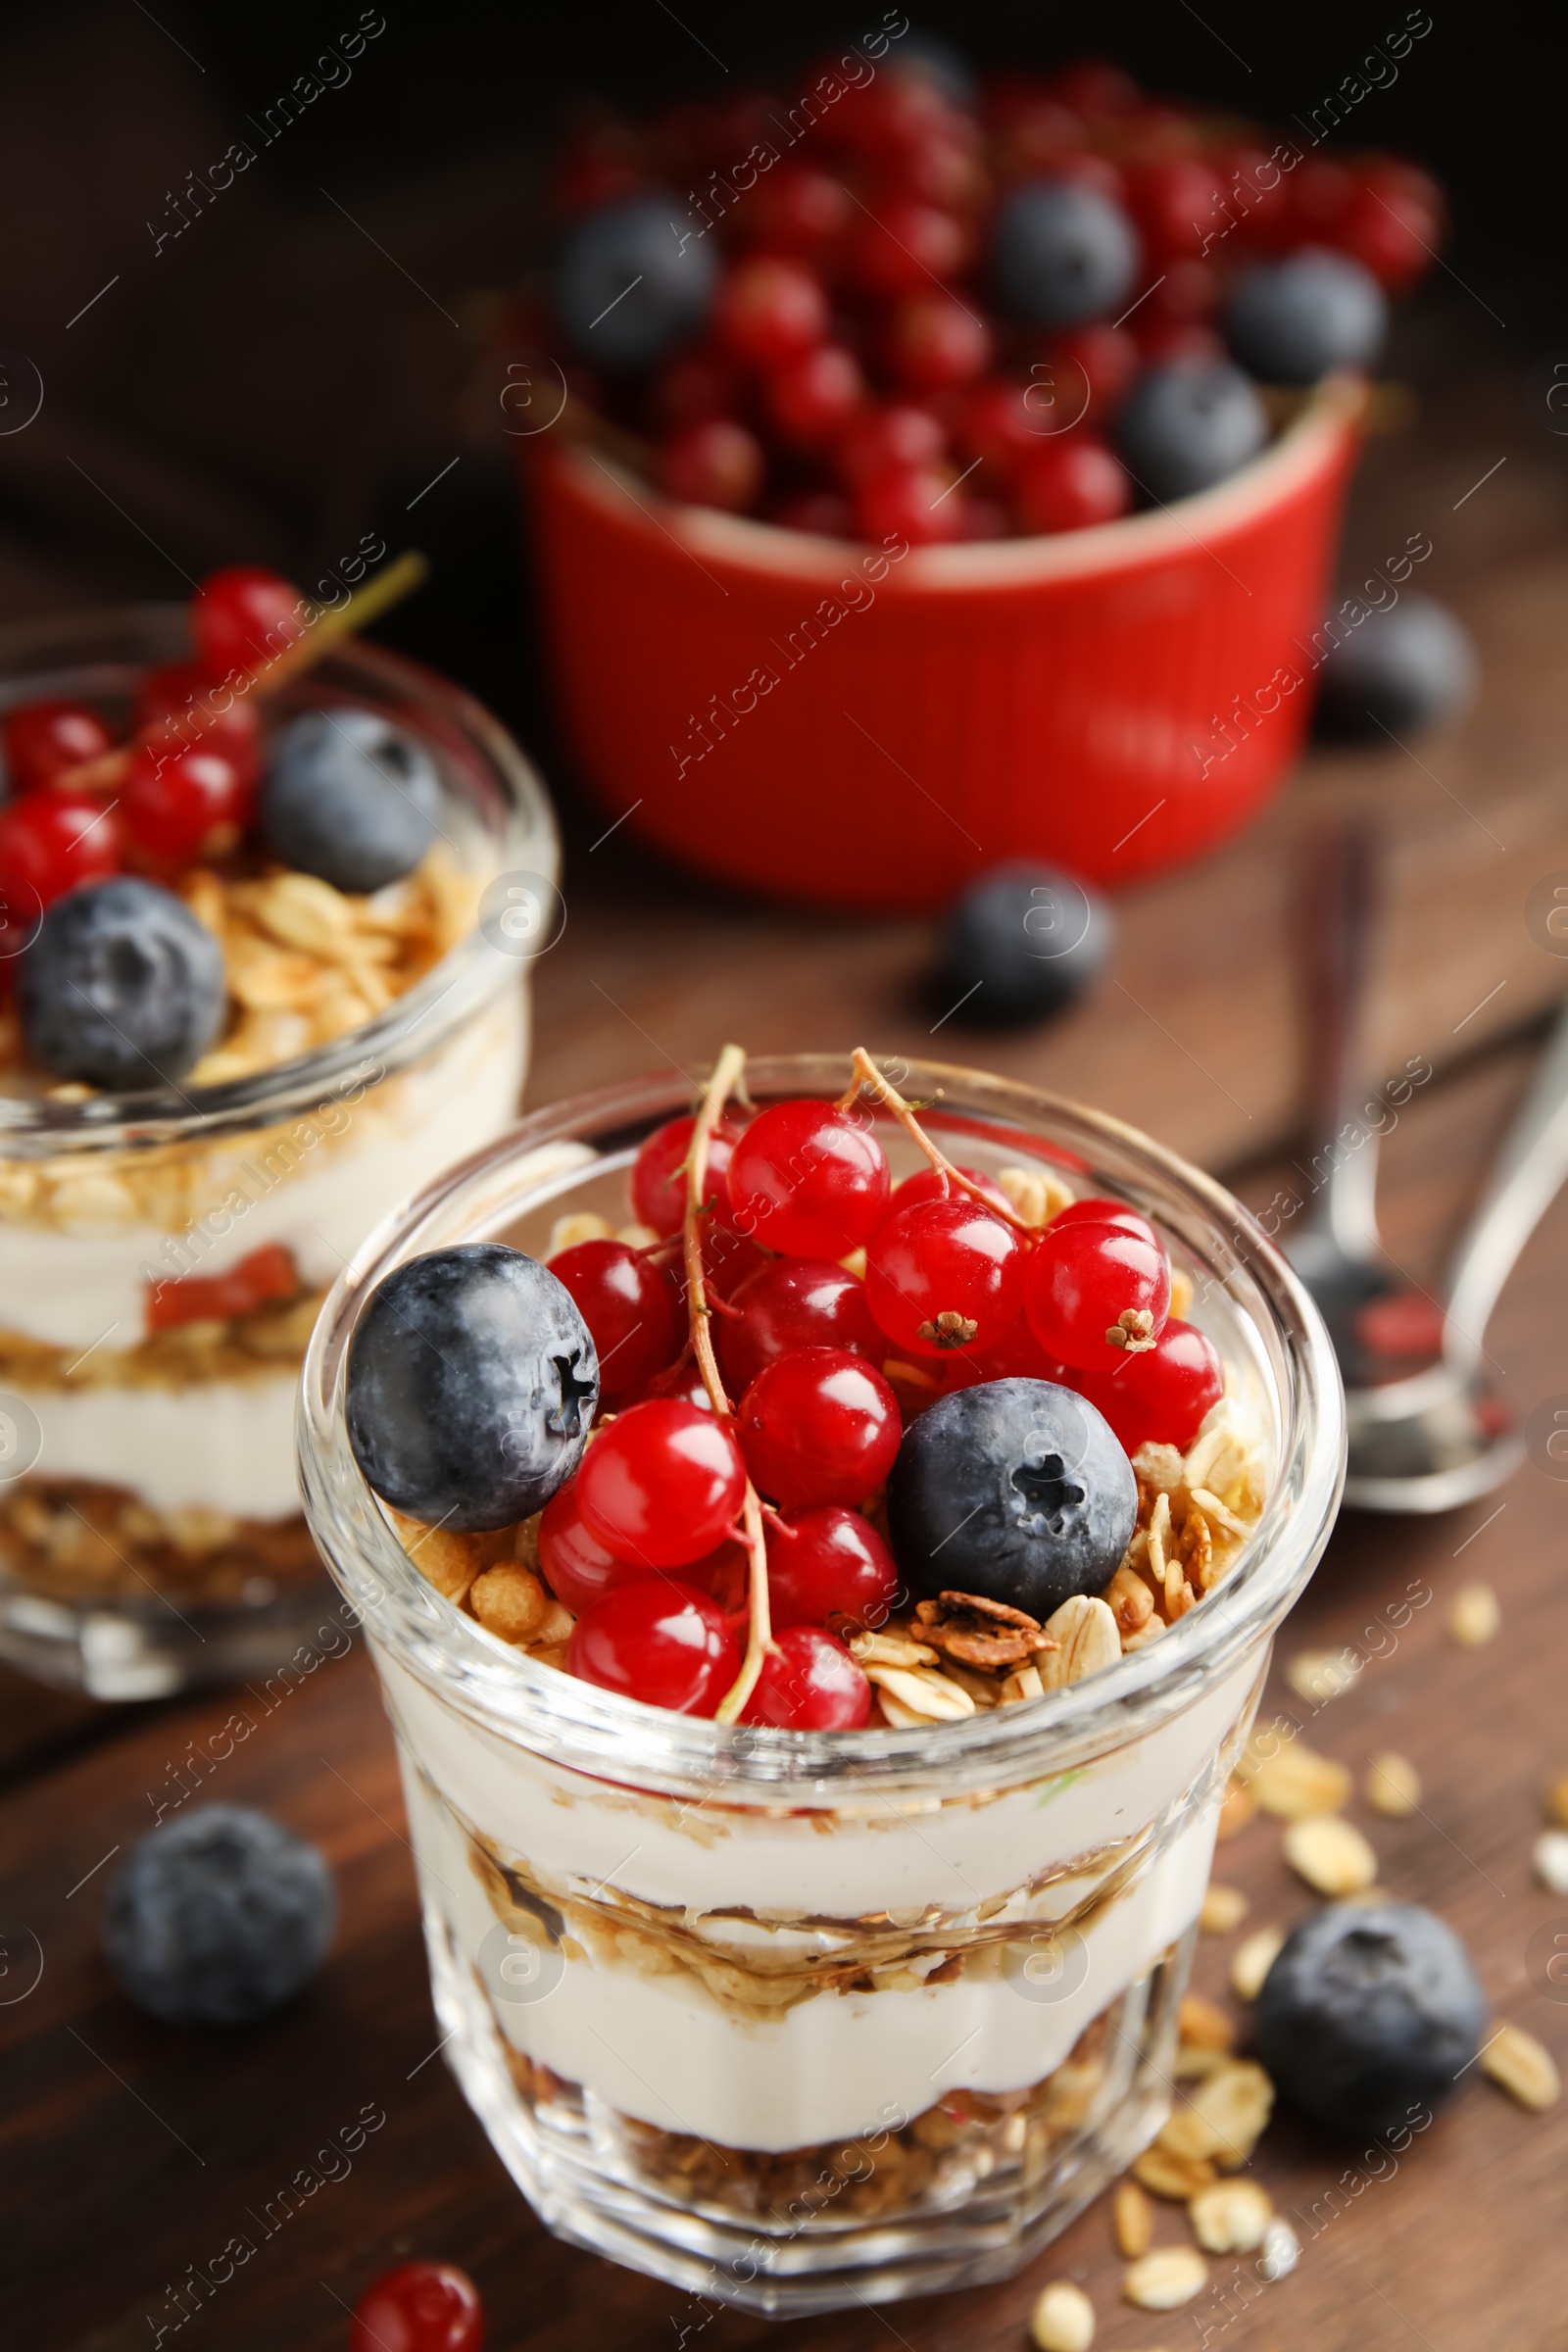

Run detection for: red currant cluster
[[547, 56, 1441, 544], [0, 564, 304, 921], [544, 1082, 1221, 1724]]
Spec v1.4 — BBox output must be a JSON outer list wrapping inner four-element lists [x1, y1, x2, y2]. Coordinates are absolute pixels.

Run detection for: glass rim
[[298, 1054, 1347, 1800], [0, 606, 558, 1150]]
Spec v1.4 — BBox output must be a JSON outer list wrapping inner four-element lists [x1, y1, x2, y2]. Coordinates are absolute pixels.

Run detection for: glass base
[[0, 1573, 341, 1699], [423, 1905, 1194, 2316]]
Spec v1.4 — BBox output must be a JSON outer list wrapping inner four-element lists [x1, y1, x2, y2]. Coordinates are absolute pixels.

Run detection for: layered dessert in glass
[[0, 578, 557, 1696], [300, 1052, 1342, 2312]]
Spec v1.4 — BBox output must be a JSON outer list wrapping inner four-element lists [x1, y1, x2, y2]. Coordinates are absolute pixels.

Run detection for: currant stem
[[845, 1047, 1034, 1234], [679, 1044, 775, 1724], [57, 549, 431, 795]]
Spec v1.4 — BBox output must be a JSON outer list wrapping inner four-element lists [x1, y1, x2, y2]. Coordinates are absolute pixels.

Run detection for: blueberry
[[555, 194, 718, 372], [940, 864, 1113, 1027], [886, 1378, 1137, 1619], [1312, 595, 1478, 740], [260, 709, 444, 894], [1225, 249, 1388, 387], [888, 29, 978, 106], [347, 1244, 599, 1532], [17, 877, 224, 1090], [1116, 360, 1269, 503], [104, 1805, 333, 2027], [991, 179, 1140, 331], [1254, 1902, 1486, 2138]]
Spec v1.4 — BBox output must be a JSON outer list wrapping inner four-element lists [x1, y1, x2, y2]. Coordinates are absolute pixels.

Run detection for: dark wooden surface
[[8, 386, 1568, 2347]]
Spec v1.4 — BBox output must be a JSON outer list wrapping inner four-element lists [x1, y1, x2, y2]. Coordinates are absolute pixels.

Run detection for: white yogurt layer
[[380, 1642, 1257, 2152], [0, 991, 526, 1352]]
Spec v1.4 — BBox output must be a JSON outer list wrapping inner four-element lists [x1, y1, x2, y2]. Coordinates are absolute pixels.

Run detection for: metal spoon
[[1283, 822, 1568, 1509]]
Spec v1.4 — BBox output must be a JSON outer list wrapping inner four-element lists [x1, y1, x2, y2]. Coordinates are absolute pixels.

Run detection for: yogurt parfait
[[300, 1051, 1342, 2312], [0, 573, 557, 1696]]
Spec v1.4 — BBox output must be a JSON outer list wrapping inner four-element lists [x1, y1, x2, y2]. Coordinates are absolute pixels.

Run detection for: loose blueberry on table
[[346, 1046, 1267, 1728], [0, 559, 460, 1092], [535, 51, 1444, 543]]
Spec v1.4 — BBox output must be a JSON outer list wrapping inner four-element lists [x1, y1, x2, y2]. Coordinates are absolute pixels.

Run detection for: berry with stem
[[716, 1256, 886, 1396], [191, 564, 307, 681], [1076, 1315, 1222, 1452], [738, 1624, 871, 1728], [548, 1238, 683, 1402], [0, 786, 120, 909], [1, 699, 113, 793], [1024, 1215, 1171, 1370], [575, 1396, 745, 1568], [765, 1505, 897, 1629], [122, 741, 251, 865], [737, 1346, 902, 1511], [632, 1111, 746, 1237], [726, 1097, 891, 1256], [865, 1194, 1025, 1357], [567, 1578, 741, 1714]]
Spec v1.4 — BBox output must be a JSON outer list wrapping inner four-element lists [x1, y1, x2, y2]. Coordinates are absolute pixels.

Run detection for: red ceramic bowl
[[525, 376, 1365, 910]]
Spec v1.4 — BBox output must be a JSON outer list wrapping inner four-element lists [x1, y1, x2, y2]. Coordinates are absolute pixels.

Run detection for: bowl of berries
[[301, 1046, 1343, 2312], [0, 565, 558, 1698], [517, 52, 1439, 910]]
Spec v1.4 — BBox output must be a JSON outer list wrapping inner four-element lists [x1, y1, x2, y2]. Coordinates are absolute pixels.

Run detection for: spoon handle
[[1297, 821, 1380, 1255], [1445, 997, 1568, 1371]]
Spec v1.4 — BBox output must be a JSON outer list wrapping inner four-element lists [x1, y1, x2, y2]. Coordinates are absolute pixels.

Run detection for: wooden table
[[9, 370, 1568, 2350]]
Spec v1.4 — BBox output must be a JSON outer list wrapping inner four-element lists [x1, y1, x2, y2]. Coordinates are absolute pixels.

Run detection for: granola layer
[[0, 1476, 319, 1602]]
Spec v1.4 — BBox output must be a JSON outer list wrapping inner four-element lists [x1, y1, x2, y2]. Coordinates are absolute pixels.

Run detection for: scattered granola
[[1284, 1647, 1361, 1704], [1178, 1993, 1236, 2053], [1447, 1581, 1500, 1647], [1123, 2246, 1208, 2310], [1283, 1814, 1378, 1897], [1481, 2023, 1561, 2113], [1534, 1832, 1568, 1897], [1241, 1730, 1351, 1820], [1029, 2278, 1096, 2352], [1112, 2179, 1152, 2259], [1215, 1776, 1257, 1840], [1153, 2060, 1273, 2170], [1189, 2177, 1272, 2254], [1231, 1926, 1286, 2002], [1544, 1775, 1568, 1828], [1365, 1751, 1422, 1818], [1132, 2145, 1217, 2200], [1200, 1884, 1250, 1935]]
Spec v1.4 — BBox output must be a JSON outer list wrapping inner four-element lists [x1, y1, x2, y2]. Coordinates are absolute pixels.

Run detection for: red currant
[[1126, 160, 1226, 263], [726, 1099, 891, 1256], [931, 1316, 1074, 1395], [576, 1397, 745, 1568], [1132, 319, 1223, 368], [883, 293, 992, 393], [1, 699, 112, 793], [350, 2262, 484, 2352], [1025, 1217, 1171, 1372], [631, 1112, 746, 1237], [133, 661, 261, 779], [1049, 1196, 1158, 1245], [537, 1476, 641, 1613], [1013, 435, 1130, 534], [1077, 1316, 1222, 1453], [1289, 158, 1354, 238], [765, 344, 864, 449], [1044, 322, 1140, 423], [884, 1163, 1015, 1223], [0, 787, 120, 908], [852, 461, 966, 549], [634, 1352, 712, 1413], [567, 1578, 740, 1714], [658, 418, 764, 513], [843, 200, 969, 299], [190, 564, 307, 681], [765, 1504, 896, 1629], [865, 1196, 1025, 1358], [737, 1347, 901, 1511], [717, 1256, 885, 1396], [739, 1624, 870, 1729], [713, 257, 828, 368], [958, 378, 1040, 484], [1146, 258, 1220, 322], [1335, 163, 1443, 291], [122, 742, 250, 864], [548, 1239, 683, 1402], [835, 403, 947, 489], [741, 162, 850, 255], [1043, 59, 1141, 118], [651, 344, 745, 433]]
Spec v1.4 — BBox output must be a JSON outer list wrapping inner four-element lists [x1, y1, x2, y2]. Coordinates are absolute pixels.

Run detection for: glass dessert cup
[[0, 605, 558, 1699], [300, 1056, 1344, 2315]]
